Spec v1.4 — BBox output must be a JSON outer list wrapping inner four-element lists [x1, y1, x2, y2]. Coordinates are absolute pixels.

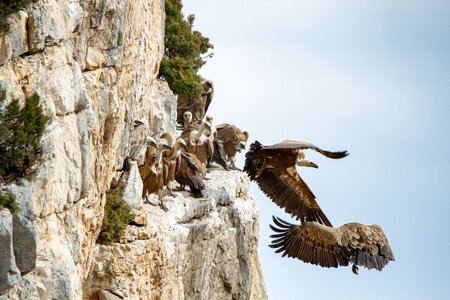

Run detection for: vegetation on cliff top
[[97, 189, 134, 245], [159, 0, 213, 99], [0, 0, 37, 37]]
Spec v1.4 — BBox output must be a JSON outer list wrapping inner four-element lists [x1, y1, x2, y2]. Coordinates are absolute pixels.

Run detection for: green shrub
[[159, 0, 213, 99], [0, 188, 18, 214], [0, 0, 37, 37], [0, 88, 47, 183], [97, 189, 134, 245]]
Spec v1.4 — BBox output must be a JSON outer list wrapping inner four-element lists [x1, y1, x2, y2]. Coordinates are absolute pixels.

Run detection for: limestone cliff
[[0, 1, 267, 299]]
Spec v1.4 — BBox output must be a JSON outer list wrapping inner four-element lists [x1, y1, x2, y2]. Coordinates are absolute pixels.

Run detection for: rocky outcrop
[[0, 181, 36, 294], [0, 0, 266, 299], [0, 209, 21, 293], [84, 169, 266, 300]]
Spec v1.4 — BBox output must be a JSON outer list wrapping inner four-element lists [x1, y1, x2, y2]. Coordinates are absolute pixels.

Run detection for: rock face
[[0, 1, 266, 299], [84, 169, 266, 300]]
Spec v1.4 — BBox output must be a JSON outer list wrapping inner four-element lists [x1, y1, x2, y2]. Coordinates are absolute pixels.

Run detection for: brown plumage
[[176, 79, 214, 124], [269, 216, 395, 274], [139, 140, 171, 210], [215, 123, 249, 169], [202, 115, 229, 171], [118, 121, 156, 172], [244, 140, 349, 226], [160, 132, 188, 197], [175, 152, 206, 198], [184, 121, 213, 175]]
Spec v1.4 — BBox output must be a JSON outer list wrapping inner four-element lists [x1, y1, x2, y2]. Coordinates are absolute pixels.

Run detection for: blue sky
[[182, 1, 450, 299]]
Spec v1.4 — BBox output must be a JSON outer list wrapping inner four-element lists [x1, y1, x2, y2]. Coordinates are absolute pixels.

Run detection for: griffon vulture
[[244, 140, 349, 226], [118, 120, 156, 172], [160, 132, 188, 197], [183, 120, 213, 176], [175, 152, 206, 198], [202, 115, 230, 171], [216, 123, 249, 170], [176, 78, 214, 124], [139, 138, 172, 211], [269, 216, 395, 274]]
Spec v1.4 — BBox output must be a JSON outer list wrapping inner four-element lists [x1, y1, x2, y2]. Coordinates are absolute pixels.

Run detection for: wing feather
[[270, 221, 396, 272], [269, 217, 348, 268], [256, 168, 332, 226], [264, 140, 349, 159], [175, 153, 205, 198]]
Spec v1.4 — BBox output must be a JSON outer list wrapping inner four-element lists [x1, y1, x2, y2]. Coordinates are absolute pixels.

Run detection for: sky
[[181, 1, 450, 299]]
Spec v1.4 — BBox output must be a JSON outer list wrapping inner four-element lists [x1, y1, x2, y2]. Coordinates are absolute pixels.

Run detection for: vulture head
[[184, 111, 193, 125], [146, 136, 158, 149], [296, 158, 319, 169], [174, 138, 188, 152], [160, 132, 174, 147]]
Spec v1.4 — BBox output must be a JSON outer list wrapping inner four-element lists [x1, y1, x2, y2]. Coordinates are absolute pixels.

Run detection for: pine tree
[[96, 189, 134, 245], [0, 88, 47, 182], [159, 0, 213, 99]]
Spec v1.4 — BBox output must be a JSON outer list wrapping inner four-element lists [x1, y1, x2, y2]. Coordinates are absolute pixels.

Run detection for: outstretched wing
[[257, 167, 332, 226], [269, 217, 348, 268], [269, 217, 395, 272], [244, 141, 332, 226], [265, 140, 349, 159]]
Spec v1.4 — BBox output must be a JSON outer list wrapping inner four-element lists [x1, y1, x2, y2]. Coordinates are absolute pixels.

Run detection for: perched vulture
[[118, 120, 156, 171], [176, 78, 214, 124], [160, 132, 188, 197], [202, 115, 229, 171], [269, 216, 395, 274], [216, 123, 249, 169], [184, 121, 213, 176], [175, 152, 206, 198], [244, 140, 348, 226], [139, 138, 172, 211]]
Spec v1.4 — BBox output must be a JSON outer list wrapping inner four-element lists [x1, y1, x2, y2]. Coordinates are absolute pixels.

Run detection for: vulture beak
[[180, 142, 188, 151], [147, 138, 157, 148], [310, 162, 319, 169], [162, 144, 172, 151]]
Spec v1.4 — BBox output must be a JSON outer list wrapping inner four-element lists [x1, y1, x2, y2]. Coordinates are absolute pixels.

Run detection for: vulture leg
[[144, 194, 158, 206], [158, 190, 169, 212], [229, 156, 241, 171], [166, 181, 176, 197], [175, 184, 186, 191]]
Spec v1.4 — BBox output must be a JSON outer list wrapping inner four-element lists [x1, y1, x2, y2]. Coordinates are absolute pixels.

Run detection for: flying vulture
[[216, 123, 249, 170], [244, 140, 348, 226], [269, 216, 395, 274]]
